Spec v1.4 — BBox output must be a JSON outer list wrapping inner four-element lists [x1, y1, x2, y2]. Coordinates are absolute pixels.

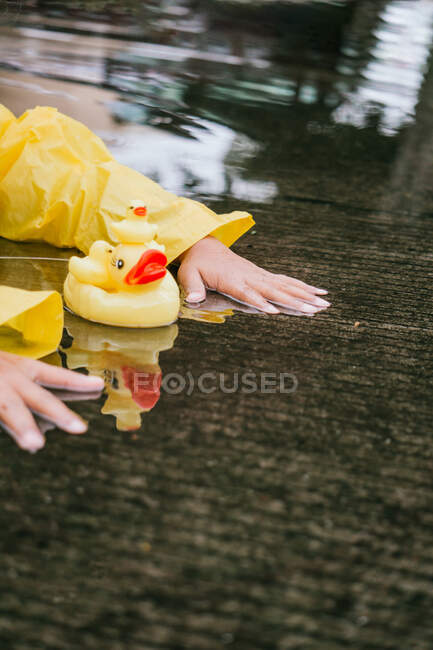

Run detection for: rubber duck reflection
[[61, 312, 178, 431], [59, 290, 303, 432]]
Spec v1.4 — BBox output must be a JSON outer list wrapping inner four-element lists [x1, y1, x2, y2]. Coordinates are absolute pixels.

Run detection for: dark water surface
[[1, 1, 433, 648]]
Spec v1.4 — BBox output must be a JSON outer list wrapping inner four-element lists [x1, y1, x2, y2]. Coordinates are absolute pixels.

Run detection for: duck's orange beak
[[124, 249, 167, 286], [133, 206, 147, 217]]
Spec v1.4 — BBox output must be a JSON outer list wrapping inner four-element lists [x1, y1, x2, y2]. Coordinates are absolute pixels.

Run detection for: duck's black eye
[[116, 259, 124, 269]]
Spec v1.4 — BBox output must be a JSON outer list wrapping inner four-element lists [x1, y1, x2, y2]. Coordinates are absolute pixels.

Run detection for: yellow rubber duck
[[64, 200, 180, 327]]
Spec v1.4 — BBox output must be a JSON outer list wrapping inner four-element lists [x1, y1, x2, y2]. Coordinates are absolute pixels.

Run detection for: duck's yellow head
[[127, 199, 148, 220], [109, 199, 158, 245], [69, 241, 167, 291], [108, 244, 167, 289]]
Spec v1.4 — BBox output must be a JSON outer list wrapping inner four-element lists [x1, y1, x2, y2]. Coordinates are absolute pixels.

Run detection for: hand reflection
[[180, 288, 308, 321]]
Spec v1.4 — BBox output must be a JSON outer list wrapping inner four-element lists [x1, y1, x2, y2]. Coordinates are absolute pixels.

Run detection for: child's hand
[[0, 351, 104, 452], [178, 236, 330, 314]]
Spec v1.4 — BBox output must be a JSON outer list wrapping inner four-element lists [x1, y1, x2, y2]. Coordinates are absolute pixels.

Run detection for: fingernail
[[266, 304, 279, 314], [302, 303, 320, 313], [20, 430, 44, 452], [65, 418, 88, 434], [314, 297, 331, 307], [187, 292, 205, 303], [314, 288, 328, 295]]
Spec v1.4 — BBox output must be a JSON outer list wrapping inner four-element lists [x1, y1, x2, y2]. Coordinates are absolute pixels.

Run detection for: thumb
[[178, 262, 206, 303]]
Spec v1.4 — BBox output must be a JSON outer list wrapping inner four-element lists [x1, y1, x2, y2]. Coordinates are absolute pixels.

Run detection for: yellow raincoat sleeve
[[0, 285, 63, 359], [0, 105, 254, 262]]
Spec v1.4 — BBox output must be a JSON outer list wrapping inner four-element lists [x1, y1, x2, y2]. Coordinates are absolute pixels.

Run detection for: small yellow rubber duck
[[64, 200, 180, 327]]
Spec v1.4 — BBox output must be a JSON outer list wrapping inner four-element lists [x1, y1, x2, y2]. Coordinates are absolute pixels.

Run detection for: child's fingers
[[257, 277, 330, 309], [10, 373, 88, 435], [224, 283, 279, 314], [256, 284, 323, 313], [178, 264, 206, 303], [0, 379, 45, 452], [272, 274, 328, 296], [15, 357, 104, 392]]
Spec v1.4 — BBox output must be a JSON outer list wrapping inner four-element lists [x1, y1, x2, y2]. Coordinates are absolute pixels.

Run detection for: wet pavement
[[1, 1, 433, 648]]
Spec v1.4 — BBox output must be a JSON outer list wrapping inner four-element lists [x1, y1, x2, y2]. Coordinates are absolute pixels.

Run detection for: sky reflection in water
[[0, 1, 432, 199]]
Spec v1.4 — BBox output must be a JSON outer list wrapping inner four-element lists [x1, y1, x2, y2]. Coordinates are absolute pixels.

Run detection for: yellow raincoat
[[0, 285, 63, 358], [0, 104, 254, 357], [0, 104, 254, 260]]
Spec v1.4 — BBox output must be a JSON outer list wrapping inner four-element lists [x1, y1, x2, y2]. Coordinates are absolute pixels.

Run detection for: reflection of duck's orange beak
[[124, 249, 167, 286], [122, 366, 162, 410]]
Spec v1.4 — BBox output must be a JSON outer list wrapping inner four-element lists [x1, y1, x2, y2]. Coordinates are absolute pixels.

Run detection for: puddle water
[[1, 1, 432, 209], [1, 252, 298, 430]]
